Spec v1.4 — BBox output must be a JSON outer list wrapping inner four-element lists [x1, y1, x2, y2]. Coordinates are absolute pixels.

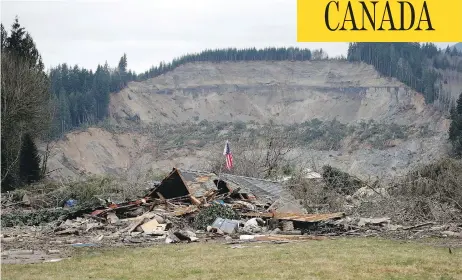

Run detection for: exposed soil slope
[[45, 60, 455, 181], [109, 61, 447, 130]]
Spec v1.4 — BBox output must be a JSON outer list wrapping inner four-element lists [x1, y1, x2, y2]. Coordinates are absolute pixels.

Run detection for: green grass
[[2, 237, 461, 280]]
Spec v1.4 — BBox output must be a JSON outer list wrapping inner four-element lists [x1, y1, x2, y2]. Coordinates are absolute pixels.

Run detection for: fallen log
[[403, 222, 435, 230]]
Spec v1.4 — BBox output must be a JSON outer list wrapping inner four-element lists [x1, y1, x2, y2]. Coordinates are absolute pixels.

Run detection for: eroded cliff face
[[109, 61, 447, 129], [45, 60, 452, 182]]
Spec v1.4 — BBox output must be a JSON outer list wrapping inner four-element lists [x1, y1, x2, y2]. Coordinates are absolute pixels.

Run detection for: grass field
[[2, 237, 461, 280]]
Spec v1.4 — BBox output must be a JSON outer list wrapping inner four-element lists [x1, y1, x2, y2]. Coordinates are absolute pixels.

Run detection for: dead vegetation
[[389, 158, 462, 222], [349, 158, 462, 225], [285, 158, 462, 227], [2, 176, 146, 218], [204, 123, 295, 179], [95, 118, 426, 154], [284, 166, 340, 213]]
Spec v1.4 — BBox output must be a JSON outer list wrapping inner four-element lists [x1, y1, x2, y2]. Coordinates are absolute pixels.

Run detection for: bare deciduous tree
[[1, 52, 51, 187], [205, 122, 295, 179]]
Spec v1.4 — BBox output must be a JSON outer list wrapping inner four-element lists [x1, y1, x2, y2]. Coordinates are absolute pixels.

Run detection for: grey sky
[[1, 0, 456, 73]]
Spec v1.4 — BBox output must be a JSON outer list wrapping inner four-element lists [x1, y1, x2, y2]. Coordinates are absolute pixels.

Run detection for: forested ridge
[[347, 43, 462, 109], [49, 56, 135, 135], [137, 47, 313, 80], [49, 47, 313, 136]]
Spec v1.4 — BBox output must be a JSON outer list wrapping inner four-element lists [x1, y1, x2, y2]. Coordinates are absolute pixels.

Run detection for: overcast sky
[[1, 0, 456, 73]]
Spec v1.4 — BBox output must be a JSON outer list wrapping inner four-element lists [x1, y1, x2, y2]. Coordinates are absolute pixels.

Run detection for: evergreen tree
[[118, 53, 127, 73], [345, 43, 460, 105], [449, 93, 462, 156], [4, 16, 44, 71], [118, 53, 128, 87], [59, 92, 72, 132], [19, 133, 42, 184], [0, 24, 7, 49], [457, 92, 462, 115]]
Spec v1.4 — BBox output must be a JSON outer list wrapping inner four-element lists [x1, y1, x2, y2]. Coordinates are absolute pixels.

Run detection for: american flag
[[223, 140, 233, 170]]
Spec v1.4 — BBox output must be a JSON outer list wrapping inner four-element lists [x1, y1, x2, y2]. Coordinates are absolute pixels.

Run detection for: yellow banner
[[297, 0, 462, 42]]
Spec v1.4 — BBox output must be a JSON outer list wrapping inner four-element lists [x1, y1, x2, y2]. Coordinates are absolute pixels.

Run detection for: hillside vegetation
[[47, 41, 462, 139], [49, 43, 462, 138]]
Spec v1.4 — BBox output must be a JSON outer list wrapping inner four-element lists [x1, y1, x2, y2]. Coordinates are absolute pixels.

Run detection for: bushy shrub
[[194, 204, 240, 230], [321, 165, 362, 195], [1, 208, 71, 227]]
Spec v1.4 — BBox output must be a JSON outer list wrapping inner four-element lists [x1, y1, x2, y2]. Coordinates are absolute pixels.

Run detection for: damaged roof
[[219, 173, 296, 205], [148, 168, 220, 201], [179, 170, 221, 197], [151, 168, 302, 212]]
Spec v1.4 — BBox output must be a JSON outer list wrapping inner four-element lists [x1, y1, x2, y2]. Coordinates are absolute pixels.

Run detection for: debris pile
[[1, 168, 347, 250], [70, 168, 349, 244], [2, 167, 461, 264]]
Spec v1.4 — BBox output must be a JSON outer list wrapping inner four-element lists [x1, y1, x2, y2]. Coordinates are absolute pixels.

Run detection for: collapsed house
[[148, 168, 305, 213], [86, 168, 344, 229], [48, 167, 345, 244], [133, 168, 345, 233]]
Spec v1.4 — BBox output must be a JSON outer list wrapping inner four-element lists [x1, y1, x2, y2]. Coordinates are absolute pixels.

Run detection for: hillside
[[109, 61, 446, 127], [43, 60, 456, 183], [454, 43, 462, 52]]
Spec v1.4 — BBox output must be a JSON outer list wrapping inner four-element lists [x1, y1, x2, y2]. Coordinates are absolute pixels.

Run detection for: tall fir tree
[[19, 133, 42, 184], [0, 24, 7, 49], [118, 53, 128, 88], [5, 16, 44, 71]]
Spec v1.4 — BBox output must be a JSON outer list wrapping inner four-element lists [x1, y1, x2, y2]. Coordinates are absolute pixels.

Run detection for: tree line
[[347, 43, 462, 106], [137, 47, 313, 80], [48, 54, 138, 137]]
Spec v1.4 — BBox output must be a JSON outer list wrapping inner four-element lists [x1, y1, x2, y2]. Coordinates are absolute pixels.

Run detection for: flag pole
[[216, 140, 228, 188]]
